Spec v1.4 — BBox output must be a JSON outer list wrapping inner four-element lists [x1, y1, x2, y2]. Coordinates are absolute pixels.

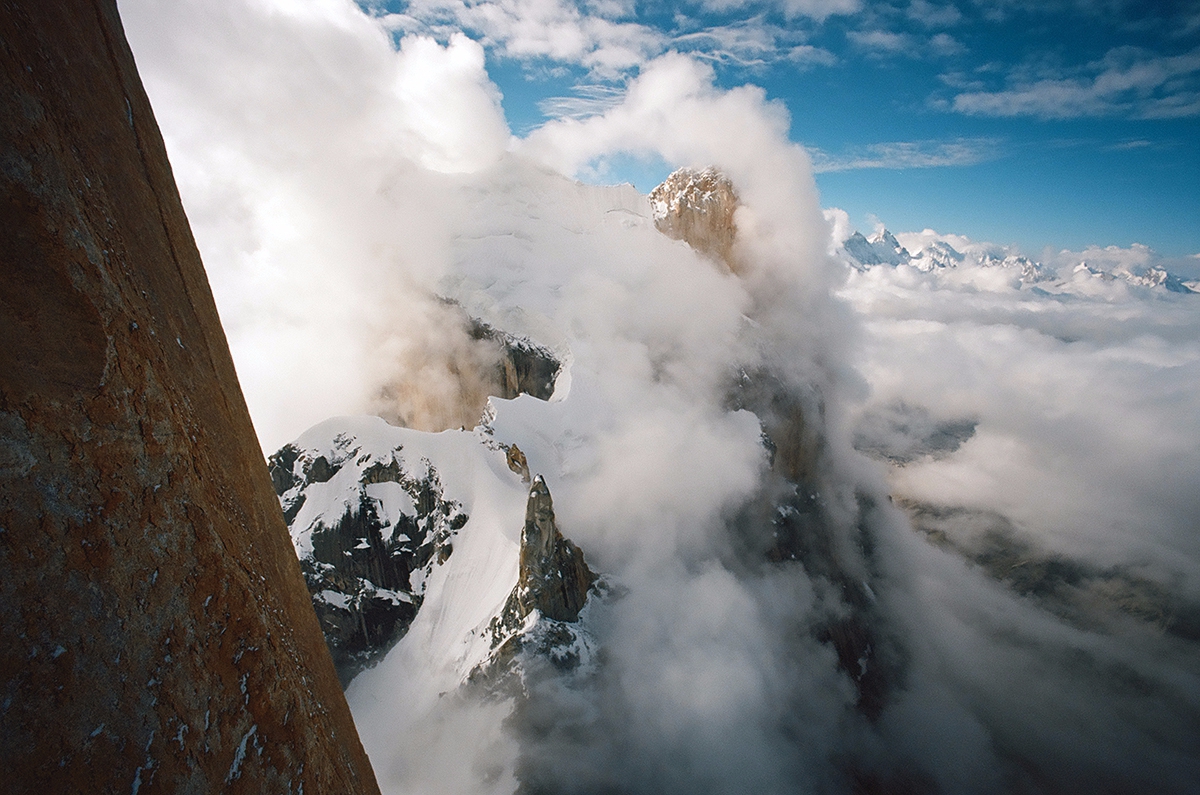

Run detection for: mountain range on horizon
[[837, 225, 1199, 293]]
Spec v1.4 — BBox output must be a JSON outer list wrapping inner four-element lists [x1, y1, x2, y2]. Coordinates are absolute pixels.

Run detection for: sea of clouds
[[119, 1, 1200, 792]]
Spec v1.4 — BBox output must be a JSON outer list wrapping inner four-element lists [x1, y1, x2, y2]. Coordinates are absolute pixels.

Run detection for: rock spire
[[512, 476, 597, 623]]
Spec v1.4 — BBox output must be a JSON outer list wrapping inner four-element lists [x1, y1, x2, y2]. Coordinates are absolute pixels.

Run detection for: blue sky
[[370, 0, 1200, 259]]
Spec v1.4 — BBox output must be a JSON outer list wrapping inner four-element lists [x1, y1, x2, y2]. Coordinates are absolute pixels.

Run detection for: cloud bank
[[121, 0, 519, 450], [120, 1, 1200, 793]]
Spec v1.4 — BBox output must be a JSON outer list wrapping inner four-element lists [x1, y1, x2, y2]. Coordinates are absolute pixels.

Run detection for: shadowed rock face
[[0, 3, 378, 793], [513, 477, 597, 624], [654, 168, 895, 721], [468, 316, 561, 402], [899, 498, 1200, 643], [479, 477, 598, 680], [271, 438, 468, 686]]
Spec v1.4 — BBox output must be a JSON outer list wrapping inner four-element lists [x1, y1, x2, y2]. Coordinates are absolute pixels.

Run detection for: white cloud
[[672, 17, 834, 68], [848, 28, 915, 53], [582, 0, 636, 19], [696, 0, 862, 22], [787, 43, 839, 66], [537, 83, 627, 120], [119, 0, 512, 451], [777, 0, 863, 20], [929, 31, 964, 55], [393, 0, 852, 76], [906, 0, 963, 27], [848, 28, 963, 58], [809, 137, 1001, 171], [892, 226, 976, 253], [120, 2, 1200, 791], [518, 53, 839, 293], [841, 259, 1200, 581], [952, 46, 1200, 119], [402, 0, 665, 75]]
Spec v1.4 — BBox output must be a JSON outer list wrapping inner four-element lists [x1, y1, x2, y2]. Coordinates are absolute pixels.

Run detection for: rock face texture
[[509, 476, 597, 624], [649, 167, 740, 272], [0, 3, 378, 793], [481, 476, 598, 678], [468, 317, 561, 402]]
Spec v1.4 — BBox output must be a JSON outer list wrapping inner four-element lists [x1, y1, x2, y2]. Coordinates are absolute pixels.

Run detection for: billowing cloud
[[120, 0, 513, 451], [390, 0, 665, 75], [382, 0, 852, 78], [120, 1, 1200, 793]]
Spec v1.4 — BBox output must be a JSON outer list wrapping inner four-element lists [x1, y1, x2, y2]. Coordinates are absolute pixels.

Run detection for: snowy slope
[[271, 416, 528, 681]]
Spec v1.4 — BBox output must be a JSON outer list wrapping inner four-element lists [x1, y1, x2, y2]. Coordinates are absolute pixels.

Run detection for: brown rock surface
[[649, 167, 741, 272], [509, 476, 596, 625], [0, 2, 379, 793], [479, 476, 597, 681]]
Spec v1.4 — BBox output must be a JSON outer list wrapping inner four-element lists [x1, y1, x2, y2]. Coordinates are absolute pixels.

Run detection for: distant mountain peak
[[843, 229, 910, 267], [839, 229, 1195, 293]]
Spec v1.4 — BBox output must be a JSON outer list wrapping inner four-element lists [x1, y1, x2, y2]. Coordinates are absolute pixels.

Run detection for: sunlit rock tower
[[650, 166, 741, 273], [652, 166, 893, 719], [0, 2, 378, 791]]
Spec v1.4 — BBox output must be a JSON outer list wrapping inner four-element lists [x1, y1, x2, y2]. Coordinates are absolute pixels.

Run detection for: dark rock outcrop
[[0, 3, 378, 792], [747, 384, 893, 720], [511, 476, 597, 623], [899, 498, 1200, 642], [273, 438, 467, 685], [651, 168, 894, 720], [482, 477, 598, 676], [505, 443, 532, 483], [468, 317, 561, 401], [853, 401, 977, 465]]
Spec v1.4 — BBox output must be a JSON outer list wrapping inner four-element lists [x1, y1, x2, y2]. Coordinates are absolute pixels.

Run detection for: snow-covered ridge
[[272, 415, 586, 680], [273, 404, 604, 689]]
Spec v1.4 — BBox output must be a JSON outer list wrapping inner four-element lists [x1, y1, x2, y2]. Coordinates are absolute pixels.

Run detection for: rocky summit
[[649, 166, 741, 272], [274, 412, 603, 688], [507, 476, 596, 624]]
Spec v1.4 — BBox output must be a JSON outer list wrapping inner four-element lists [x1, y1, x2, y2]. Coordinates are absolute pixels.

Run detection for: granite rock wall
[[0, 2, 379, 792]]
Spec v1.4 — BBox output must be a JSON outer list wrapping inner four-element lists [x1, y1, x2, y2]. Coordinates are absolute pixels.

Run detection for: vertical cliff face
[[476, 476, 599, 683], [0, 2, 378, 793], [468, 318, 562, 403]]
